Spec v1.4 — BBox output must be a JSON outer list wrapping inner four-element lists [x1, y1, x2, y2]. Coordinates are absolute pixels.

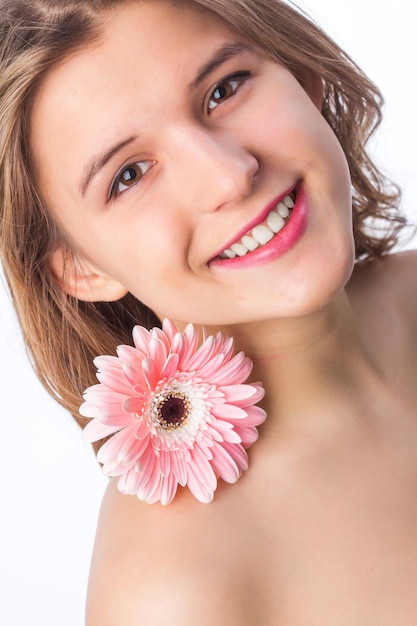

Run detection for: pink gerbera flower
[[81, 319, 266, 505]]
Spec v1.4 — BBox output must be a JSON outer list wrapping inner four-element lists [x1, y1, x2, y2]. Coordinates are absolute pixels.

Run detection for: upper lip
[[210, 184, 297, 260]]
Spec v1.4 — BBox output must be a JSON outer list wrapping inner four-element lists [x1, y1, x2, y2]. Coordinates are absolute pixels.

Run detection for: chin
[[245, 236, 356, 322], [292, 238, 355, 311]]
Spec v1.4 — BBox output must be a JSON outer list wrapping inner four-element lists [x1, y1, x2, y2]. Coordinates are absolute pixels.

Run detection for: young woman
[[1, 0, 416, 623]]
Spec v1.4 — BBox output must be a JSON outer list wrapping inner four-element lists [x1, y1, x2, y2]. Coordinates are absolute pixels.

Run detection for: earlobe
[[50, 247, 128, 302]]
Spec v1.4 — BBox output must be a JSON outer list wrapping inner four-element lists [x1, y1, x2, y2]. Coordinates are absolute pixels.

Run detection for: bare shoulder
[[85, 480, 197, 626], [85, 479, 261, 626]]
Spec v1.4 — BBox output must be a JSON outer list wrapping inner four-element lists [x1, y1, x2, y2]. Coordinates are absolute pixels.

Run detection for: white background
[[0, 1, 416, 624]]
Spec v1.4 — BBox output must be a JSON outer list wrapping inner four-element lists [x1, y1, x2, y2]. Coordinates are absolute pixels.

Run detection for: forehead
[[33, 1, 239, 110]]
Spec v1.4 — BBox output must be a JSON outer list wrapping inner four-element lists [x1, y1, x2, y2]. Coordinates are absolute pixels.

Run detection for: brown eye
[[110, 160, 153, 199], [212, 80, 235, 102], [207, 71, 251, 112], [121, 164, 143, 186]]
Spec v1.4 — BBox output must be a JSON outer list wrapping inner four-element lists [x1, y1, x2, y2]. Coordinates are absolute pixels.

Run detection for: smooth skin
[[30, 2, 417, 624]]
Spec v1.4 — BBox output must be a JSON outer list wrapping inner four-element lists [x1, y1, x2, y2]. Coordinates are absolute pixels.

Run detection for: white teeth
[[223, 248, 236, 259], [277, 202, 290, 218], [252, 224, 274, 245], [241, 235, 259, 251], [218, 192, 294, 260], [230, 242, 249, 257], [267, 211, 285, 233]]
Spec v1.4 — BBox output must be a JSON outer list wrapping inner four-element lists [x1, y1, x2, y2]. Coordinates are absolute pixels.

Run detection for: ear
[[50, 247, 128, 302], [298, 68, 324, 111]]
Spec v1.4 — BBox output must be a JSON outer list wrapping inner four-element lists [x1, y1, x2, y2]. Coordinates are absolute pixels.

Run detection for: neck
[[207, 291, 385, 436]]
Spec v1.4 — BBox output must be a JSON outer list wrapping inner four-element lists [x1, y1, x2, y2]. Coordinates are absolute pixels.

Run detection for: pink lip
[[209, 182, 308, 269]]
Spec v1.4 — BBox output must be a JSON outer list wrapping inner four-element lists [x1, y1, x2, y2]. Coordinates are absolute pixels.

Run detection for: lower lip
[[210, 183, 308, 270]]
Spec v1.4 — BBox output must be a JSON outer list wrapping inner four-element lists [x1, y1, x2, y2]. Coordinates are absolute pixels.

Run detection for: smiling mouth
[[217, 192, 295, 260]]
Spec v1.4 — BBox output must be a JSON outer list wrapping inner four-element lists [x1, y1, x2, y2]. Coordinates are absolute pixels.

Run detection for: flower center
[[152, 391, 191, 430]]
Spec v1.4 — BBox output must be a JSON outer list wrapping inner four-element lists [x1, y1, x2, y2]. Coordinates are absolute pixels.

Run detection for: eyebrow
[[190, 42, 253, 90], [80, 136, 136, 197]]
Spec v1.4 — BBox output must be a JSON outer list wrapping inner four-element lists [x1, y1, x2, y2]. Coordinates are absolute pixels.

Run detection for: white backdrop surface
[[0, 1, 416, 624]]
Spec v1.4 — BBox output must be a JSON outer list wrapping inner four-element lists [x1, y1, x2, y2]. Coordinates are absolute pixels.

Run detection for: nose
[[166, 124, 259, 211]]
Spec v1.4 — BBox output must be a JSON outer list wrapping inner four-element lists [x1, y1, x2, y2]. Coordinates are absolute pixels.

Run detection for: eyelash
[[207, 70, 252, 113], [108, 160, 153, 200]]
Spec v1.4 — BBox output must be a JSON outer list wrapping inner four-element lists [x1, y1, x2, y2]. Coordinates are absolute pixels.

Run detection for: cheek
[[94, 219, 188, 296], [245, 91, 344, 171]]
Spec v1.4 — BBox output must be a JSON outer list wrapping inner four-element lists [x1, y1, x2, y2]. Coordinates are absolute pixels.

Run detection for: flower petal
[[95, 368, 133, 396], [161, 318, 178, 342], [81, 318, 266, 505], [132, 325, 151, 353], [148, 335, 169, 372], [85, 404, 135, 428], [235, 426, 260, 447], [186, 463, 215, 503], [118, 467, 143, 495], [189, 444, 217, 493], [177, 323, 199, 367], [211, 443, 242, 483], [82, 419, 121, 442], [122, 363, 147, 388], [159, 450, 171, 477], [97, 425, 138, 468], [160, 472, 178, 506], [194, 353, 226, 379], [222, 441, 249, 471], [219, 383, 265, 407], [117, 344, 146, 365], [171, 452, 188, 486], [185, 335, 217, 370], [141, 357, 160, 389], [160, 352, 180, 380], [211, 403, 248, 420], [141, 459, 164, 503], [242, 405, 267, 426], [211, 419, 242, 443], [123, 396, 146, 414], [117, 430, 150, 466], [208, 352, 253, 385]]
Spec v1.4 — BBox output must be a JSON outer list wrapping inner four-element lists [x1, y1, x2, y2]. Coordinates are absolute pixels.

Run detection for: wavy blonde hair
[[0, 0, 405, 442]]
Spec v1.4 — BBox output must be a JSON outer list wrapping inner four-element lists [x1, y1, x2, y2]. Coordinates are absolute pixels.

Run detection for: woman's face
[[30, 0, 354, 327]]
